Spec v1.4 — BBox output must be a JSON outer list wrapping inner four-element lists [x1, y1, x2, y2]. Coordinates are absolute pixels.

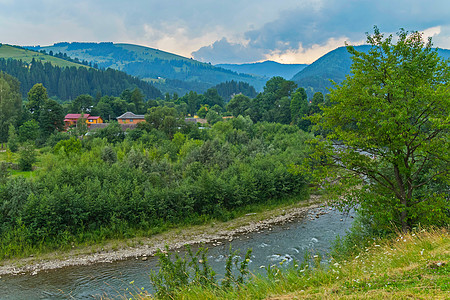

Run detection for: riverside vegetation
[[116, 228, 449, 299], [0, 118, 312, 259], [0, 27, 448, 299], [118, 28, 449, 299]]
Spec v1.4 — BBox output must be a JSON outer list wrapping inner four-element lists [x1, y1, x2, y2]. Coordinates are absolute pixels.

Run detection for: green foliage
[[18, 120, 39, 143], [206, 110, 222, 125], [0, 72, 22, 143], [150, 245, 218, 298], [93, 121, 124, 143], [39, 99, 65, 137], [0, 162, 10, 184], [213, 80, 257, 101], [7, 124, 19, 152], [100, 145, 117, 165], [196, 105, 208, 118], [71, 94, 93, 113], [17, 143, 36, 171], [26, 83, 48, 125], [54, 137, 82, 156], [308, 27, 450, 233], [227, 94, 251, 117], [290, 87, 308, 125], [150, 245, 252, 298]]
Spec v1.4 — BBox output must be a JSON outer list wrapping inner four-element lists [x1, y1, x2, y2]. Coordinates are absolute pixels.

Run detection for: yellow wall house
[[64, 114, 103, 129], [116, 112, 146, 124]]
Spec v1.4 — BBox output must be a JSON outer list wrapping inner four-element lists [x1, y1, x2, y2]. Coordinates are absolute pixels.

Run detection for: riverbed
[[0, 205, 353, 299]]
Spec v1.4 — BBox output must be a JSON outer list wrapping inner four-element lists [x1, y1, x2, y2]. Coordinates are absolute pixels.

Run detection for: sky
[[1, 0, 449, 64]]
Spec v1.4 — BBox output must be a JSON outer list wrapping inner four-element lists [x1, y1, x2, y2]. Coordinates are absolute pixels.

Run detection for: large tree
[[26, 83, 48, 118], [0, 73, 22, 143], [308, 28, 449, 233], [290, 87, 308, 126]]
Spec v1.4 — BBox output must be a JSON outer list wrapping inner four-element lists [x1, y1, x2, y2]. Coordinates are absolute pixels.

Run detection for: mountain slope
[[0, 44, 88, 68], [292, 45, 450, 98], [0, 44, 162, 100], [27, 43, 268, 94], [216, 60, 308, 80]]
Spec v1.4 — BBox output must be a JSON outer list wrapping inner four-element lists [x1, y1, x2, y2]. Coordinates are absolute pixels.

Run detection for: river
[[0, 206, 353, 299]]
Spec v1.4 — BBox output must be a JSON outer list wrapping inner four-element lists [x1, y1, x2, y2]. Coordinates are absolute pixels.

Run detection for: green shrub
[[18, 143, 36, 171]]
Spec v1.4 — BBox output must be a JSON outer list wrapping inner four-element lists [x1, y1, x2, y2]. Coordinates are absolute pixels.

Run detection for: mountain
[[216, 61, 308, 80], [291, 45, 450, 98], [0, 43, 89, 68], [0, 44, 162, 100], [27, 42, 267, 94]]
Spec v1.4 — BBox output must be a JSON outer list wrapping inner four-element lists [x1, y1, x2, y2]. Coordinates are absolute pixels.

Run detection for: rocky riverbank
[[0, 196, 325, 276]]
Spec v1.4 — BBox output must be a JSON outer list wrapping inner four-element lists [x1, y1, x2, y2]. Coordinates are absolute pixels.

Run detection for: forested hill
[[27, 42, 268, 94], [0, 44, 163, 100], [291, 45, 450, 97], [216, 61, 308, 80]]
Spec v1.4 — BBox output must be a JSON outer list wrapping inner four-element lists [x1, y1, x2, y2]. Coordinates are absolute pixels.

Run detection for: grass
[[0, 44, 89, 68], [126, 228, 449, 299], [0, 148, 41, 178]]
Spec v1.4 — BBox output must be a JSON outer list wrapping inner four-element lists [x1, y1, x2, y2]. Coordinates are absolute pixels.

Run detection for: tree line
[[0, 58, 162, 100]]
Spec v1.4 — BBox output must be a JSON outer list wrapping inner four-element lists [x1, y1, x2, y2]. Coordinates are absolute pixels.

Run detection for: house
[[64, 114, 103, 129], [116, 112, 146, 124]]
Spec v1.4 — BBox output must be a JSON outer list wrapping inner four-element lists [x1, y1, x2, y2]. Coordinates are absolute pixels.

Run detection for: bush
[[18, 143, 36, 171]]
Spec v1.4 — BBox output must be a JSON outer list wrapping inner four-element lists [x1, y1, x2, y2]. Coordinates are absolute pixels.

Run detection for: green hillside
[[0, 44, 88, 68], [292, 45, 450, 98], [27, 42, 267, 94], [0, 44, 162, 100]]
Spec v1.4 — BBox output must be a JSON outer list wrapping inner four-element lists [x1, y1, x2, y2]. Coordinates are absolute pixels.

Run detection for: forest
[[0, 57, 162, 100]]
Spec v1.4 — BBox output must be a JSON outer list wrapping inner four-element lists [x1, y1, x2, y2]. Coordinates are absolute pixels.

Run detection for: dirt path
[[0, 196, 324, 276]]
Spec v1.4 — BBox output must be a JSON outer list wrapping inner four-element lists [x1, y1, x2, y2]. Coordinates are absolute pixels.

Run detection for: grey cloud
[[193, 0, 450, 63], [192, 38, 266, 64], [246, 0, 449, 50]]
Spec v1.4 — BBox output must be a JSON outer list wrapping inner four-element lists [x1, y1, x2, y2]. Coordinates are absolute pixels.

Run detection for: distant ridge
[[216, 60, 308, 80], [27, 42, 268, 94], [291, 45, 450, 98]]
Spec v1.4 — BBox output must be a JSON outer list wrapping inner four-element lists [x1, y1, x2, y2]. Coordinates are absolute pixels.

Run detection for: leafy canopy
[[308, 27, 450, 233]]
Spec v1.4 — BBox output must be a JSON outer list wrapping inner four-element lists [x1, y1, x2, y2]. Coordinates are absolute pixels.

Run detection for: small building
[[64, 114, 103, 129], [116, 112, 146, 124]]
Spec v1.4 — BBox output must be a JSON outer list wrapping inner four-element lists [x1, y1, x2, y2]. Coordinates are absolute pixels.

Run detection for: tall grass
[[124, 228, 449, 299]]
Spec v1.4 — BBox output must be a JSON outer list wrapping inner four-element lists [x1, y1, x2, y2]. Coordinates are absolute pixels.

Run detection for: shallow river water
[[0, 206, 353, 299]]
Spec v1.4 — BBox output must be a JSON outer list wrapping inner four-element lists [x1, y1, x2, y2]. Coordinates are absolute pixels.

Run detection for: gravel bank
[[0, 197, 322, 276]]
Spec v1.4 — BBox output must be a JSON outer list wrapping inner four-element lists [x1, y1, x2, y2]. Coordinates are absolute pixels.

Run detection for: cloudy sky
[[1, 0, 449, 64]]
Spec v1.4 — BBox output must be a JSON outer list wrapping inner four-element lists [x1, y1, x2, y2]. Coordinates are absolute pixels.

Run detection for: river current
[[0, 206, 353, 299]]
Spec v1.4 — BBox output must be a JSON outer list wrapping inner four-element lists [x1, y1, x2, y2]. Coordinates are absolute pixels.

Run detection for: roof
[[65, 114, 90, 119], [87, 116, 102, 120], [116, 112, 145, 119]]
